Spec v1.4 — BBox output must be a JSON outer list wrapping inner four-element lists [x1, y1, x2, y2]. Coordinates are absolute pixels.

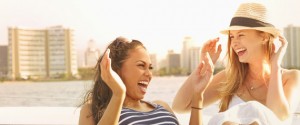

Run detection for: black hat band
[[230, 17, 274, 27]]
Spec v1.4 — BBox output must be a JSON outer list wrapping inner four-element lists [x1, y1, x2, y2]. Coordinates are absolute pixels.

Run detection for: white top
[[229, 95, 245, 108], [208, 95, 292, 125]]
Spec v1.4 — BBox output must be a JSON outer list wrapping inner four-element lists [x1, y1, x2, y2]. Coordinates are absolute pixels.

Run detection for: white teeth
[[138, 81, 148, 85], [236, 48, 246, 53]]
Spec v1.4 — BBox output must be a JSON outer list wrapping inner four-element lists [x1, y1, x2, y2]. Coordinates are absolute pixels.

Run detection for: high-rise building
[[84, 39, 100, 67], [181, 37, 195, 74], [0, 45, 8, 78], [190, 47, 201, 73], [8, 26, 77, 80], [283, 25, 300, 69], [167, 50, 181, 75]]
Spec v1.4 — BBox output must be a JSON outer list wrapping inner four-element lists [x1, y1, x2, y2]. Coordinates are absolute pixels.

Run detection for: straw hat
[[220, 3, 280, 37]]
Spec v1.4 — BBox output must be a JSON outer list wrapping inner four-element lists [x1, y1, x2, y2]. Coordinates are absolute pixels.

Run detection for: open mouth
[[137, 81, 148, 93], [236, 48, 247, 56]]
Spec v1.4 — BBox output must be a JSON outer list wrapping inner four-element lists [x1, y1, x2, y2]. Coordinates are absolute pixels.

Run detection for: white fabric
[[208, 95, 292, 125], [228, 95, 245, 109]]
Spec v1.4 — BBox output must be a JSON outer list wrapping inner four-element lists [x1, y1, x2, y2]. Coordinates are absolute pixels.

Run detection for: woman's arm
[[79, 49, 126, 125], [98, 94, 125, 125], [98, 49, 126, 125], [79, 104, 95, 125], [172, 38, 223, 113], [266, 35, 300, 120], [172, 70, 225, 113], [267, 68, 300, 120], [188, 52, 215, 125], [266, 66, 289, 120], [79, 95, 125, 125]]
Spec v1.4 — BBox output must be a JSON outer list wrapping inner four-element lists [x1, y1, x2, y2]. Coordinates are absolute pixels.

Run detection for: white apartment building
[[8, 26, 77, 80], [190, 47, 201, 73]]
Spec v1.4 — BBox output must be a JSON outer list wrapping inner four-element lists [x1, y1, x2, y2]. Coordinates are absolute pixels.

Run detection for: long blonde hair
[[218, 31, 274, 112]]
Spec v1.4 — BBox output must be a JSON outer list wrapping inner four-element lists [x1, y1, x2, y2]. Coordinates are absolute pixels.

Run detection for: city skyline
[[1, 0, 300, 60]]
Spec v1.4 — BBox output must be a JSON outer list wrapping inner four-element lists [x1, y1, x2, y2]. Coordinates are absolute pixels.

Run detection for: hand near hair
[[100, 49, 126, 96], [201, 37, 222, 64], [271, 35, 288, 67]]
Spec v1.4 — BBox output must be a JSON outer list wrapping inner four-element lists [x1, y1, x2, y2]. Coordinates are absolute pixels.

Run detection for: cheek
[[121, 69, 139, 85]]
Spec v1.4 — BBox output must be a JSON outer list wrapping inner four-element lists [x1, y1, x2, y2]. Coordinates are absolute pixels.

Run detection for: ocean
[[0, 76, 299, 124]]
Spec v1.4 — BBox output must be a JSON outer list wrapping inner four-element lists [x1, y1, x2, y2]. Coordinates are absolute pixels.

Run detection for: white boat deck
[[0, 107, 80, 125]]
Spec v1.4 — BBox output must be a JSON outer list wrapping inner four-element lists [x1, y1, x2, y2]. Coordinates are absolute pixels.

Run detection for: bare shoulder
[[283, 69, 300, 81], [282, 69, 300, 86], [79, 103, 95, 125], [153, 100, 174, 114], [80, 103, 92, 115]]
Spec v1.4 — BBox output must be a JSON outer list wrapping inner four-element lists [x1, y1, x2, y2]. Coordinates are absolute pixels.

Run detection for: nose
[[145, 68, 152, 77], [230, 37, 239, 48]]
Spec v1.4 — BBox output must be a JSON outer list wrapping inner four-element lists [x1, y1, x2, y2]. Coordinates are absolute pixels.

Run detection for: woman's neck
[[123, 97, 143, 108], [122, 97, 154, 112], [248, 60, 270, 81]]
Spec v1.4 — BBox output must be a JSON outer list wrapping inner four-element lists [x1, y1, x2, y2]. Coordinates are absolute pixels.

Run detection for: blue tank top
[[119, 101, 179, 125]]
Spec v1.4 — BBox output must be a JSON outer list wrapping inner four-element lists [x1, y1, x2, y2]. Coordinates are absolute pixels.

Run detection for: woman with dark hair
[[79, 37, 213, 125]]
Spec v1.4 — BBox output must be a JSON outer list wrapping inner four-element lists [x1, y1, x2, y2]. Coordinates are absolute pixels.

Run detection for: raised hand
[[100, 49, 126, 96], [191, 52, 214, 94], [271, 35, 288, 67], [201, 37, 222, 64]]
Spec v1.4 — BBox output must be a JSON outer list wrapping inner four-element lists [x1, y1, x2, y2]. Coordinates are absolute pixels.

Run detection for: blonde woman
[[173, 3, 300, 125]]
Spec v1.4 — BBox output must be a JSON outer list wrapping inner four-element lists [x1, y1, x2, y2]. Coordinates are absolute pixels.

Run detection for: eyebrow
[[237, 31, 244, 34], [229, 31, 244, 35]]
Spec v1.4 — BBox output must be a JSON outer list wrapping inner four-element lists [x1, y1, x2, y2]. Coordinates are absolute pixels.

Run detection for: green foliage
[[77, 67, 95, 80], [169, 67, 182, 76], [156, 67, 183, 76], [157, 67, 167, 76]]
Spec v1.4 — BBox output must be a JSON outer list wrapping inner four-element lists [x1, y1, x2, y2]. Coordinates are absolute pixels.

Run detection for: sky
[[1, 0, 300, 62]]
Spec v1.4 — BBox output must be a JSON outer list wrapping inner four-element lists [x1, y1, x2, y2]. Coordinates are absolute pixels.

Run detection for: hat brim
[[220, 26, 281, 37]]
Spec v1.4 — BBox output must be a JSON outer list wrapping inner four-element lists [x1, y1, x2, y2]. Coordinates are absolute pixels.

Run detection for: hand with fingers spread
[[270, 35, 288, 67], [100, 49, 126, 96], [201, 37, 222, 64], [191, 52, 214, 94], [189, 52, 215, 125]]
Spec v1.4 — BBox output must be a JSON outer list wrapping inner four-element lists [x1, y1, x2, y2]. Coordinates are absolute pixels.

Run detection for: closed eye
[[238, 34, 244, 37], [138, 64, 145, 68], [149, 66, 153, 70]]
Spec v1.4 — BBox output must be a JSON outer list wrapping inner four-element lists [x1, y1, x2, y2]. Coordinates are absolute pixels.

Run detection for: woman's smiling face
[[229, 29, 267, 63], [118, 46, 153, 100]]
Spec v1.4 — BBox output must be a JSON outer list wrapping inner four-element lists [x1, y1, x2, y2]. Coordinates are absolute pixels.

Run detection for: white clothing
[[208, 95, 292, 125]]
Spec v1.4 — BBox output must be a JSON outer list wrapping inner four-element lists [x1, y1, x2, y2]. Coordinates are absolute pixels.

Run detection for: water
[[0, 77, 299, 124], [0, 80, 90, 107], [0, 77, 187, 107]]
